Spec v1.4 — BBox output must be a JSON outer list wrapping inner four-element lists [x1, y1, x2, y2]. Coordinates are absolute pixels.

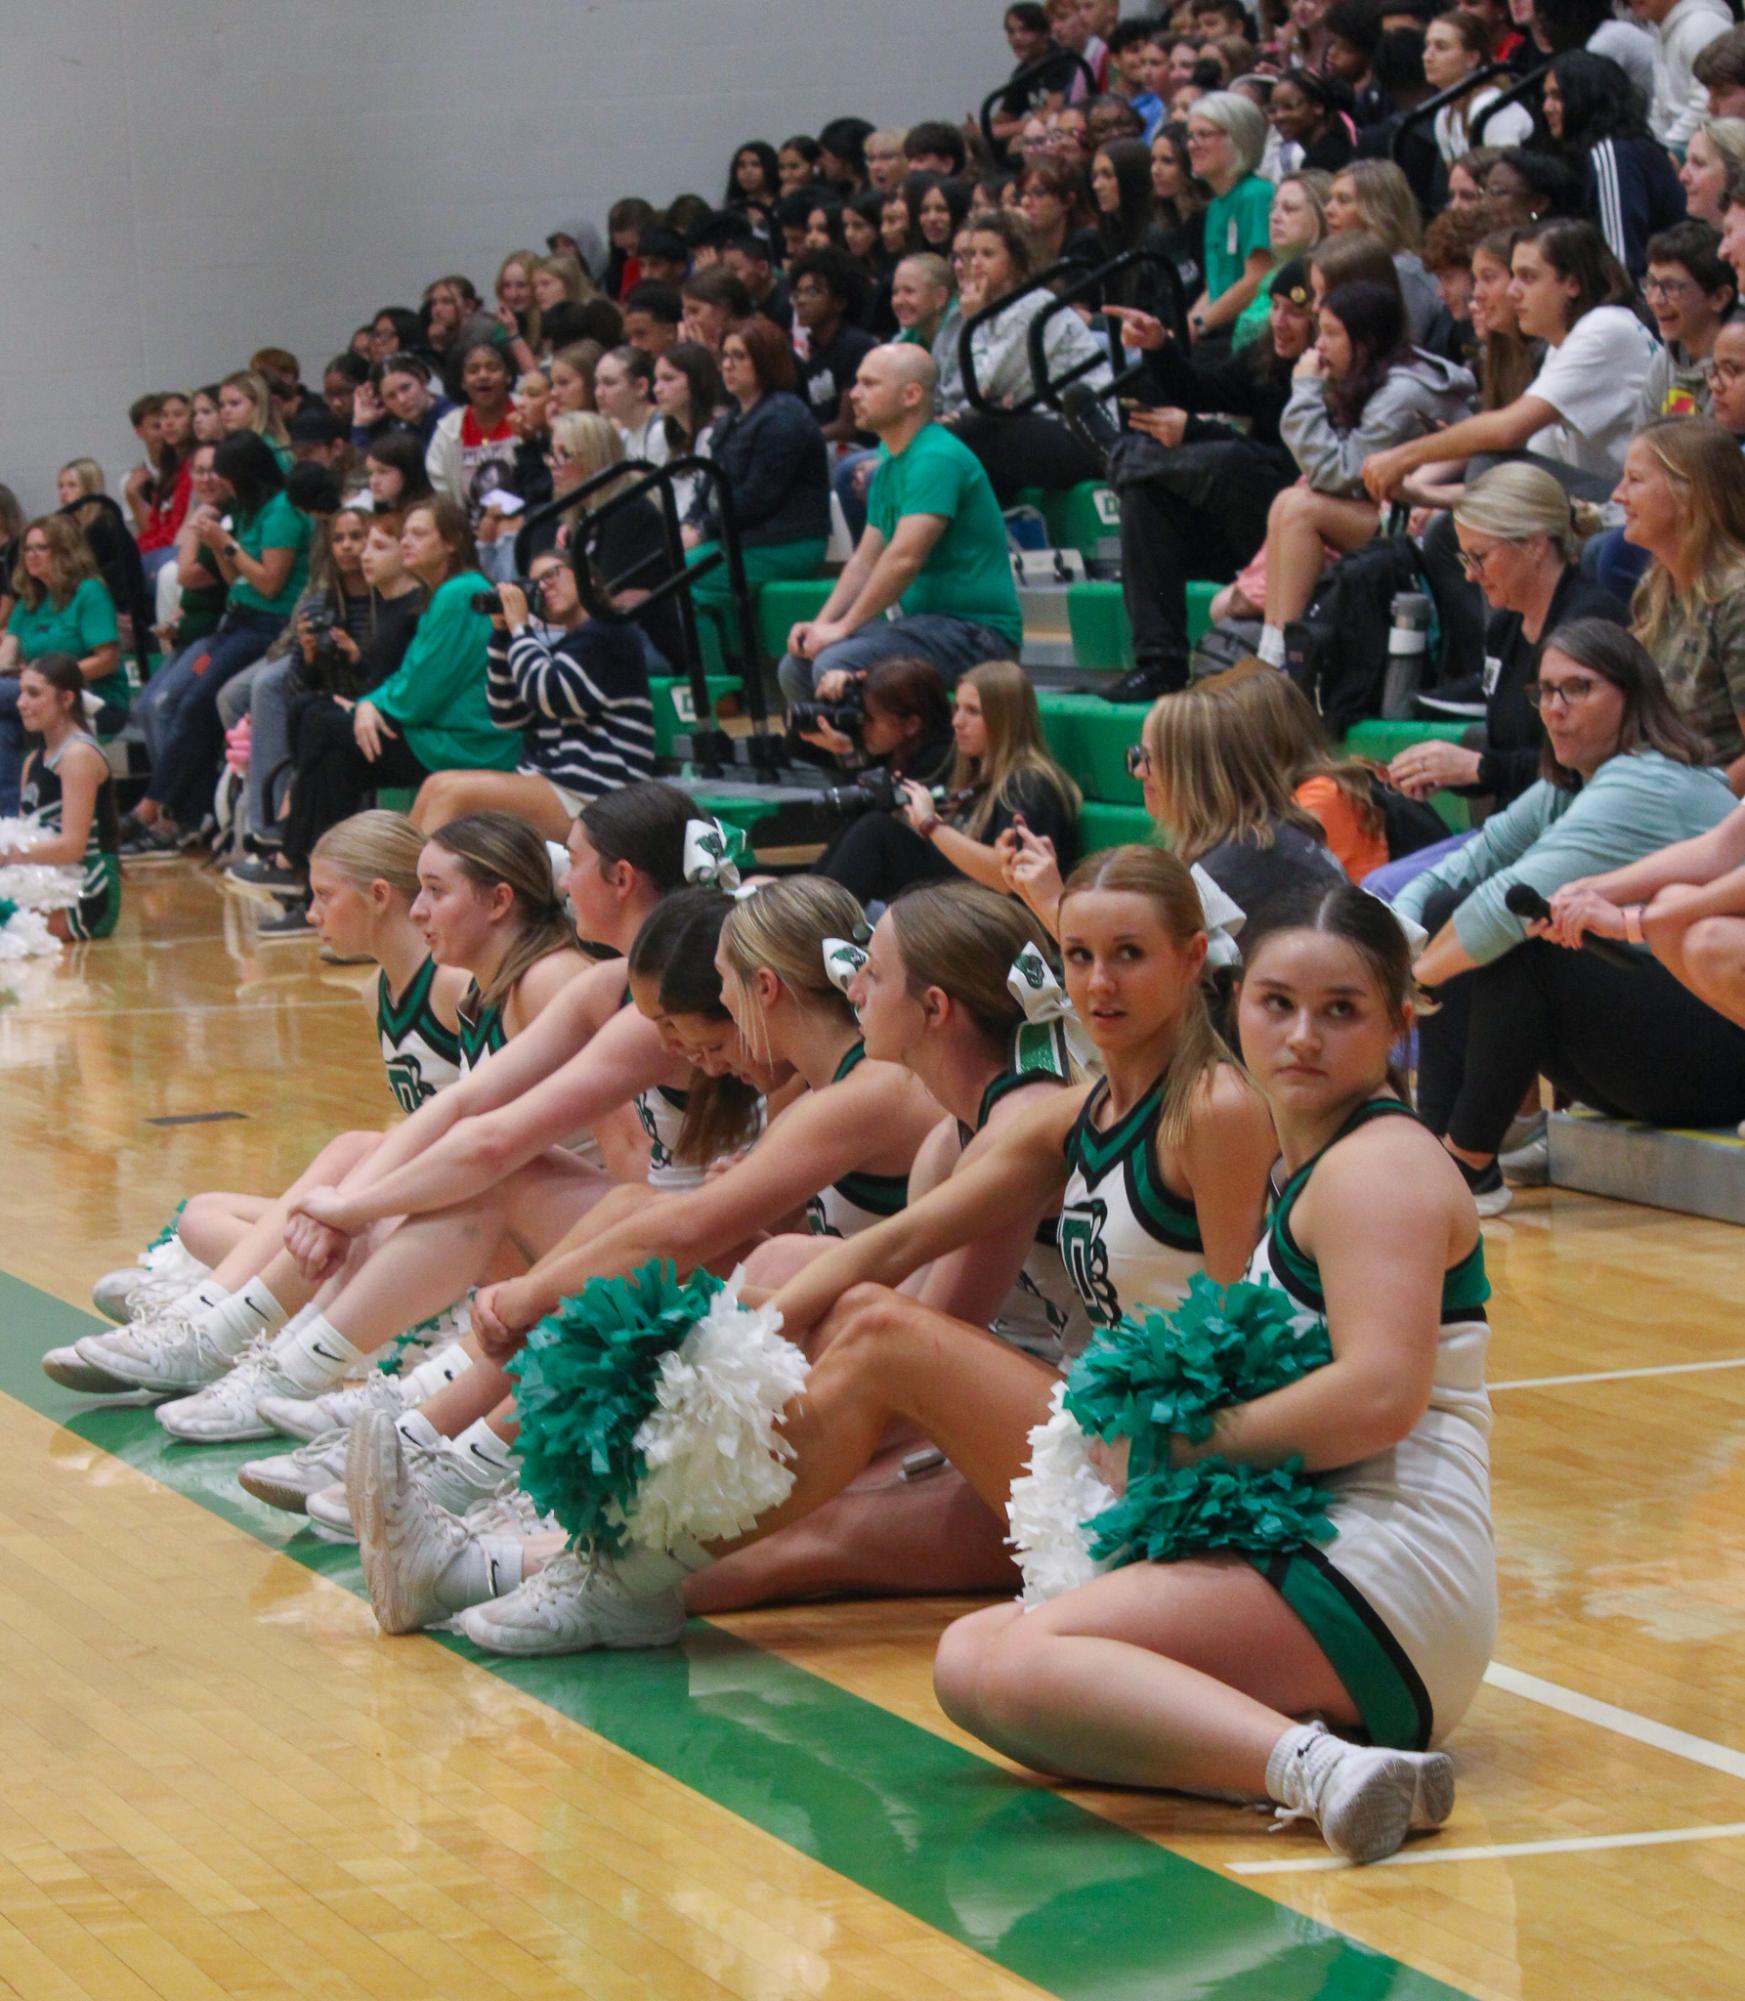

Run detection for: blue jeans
[[1581, 525, 1650, 602], [150, 608, 285, 825], [241, 655, 301, 831], [777, 615, 1015, 707], [831, 448, 881, 541], [135, 639, 211, 781]]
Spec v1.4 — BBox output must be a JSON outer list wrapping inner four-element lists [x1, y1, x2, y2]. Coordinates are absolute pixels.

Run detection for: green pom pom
[[146, 1198, 190, 1253], [0, 899, 16, 927], [507, 1260, 727, 1554], [1063, 1273, 1339, 1568]]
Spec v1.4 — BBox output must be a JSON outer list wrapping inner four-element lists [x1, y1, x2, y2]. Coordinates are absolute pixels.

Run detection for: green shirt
[[8, 576, 128, 712], [228, 491, 313, 617], [1203, 175, 1273, 308], [866, 422, 1022, 647], [370, 571, 517, 773]]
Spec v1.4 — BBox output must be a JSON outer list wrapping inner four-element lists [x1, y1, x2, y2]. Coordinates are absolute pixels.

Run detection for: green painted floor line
[[0, 1269, 1474, 2001]]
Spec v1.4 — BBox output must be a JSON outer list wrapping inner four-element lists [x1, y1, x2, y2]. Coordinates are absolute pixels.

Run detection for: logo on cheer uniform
[[1058, 1199, 1121, 1327], [1013, 945, 1047, 992], [635, 1095, 673, 1170], [805, 1193, 842, 1239], [384, 1055, 431, 1115]]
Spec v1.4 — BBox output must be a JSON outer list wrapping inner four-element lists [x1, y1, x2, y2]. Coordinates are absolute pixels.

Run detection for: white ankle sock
[[615, 1536, 710, 1597], [1257, 623, 1286, 668], [276, 1313, 366, 1392], [454, 1418, 516, 1479], [442, 1533, 525, 1610], [195, 1277, 287, 1361], [399, 1340, 473, 1400], [189, 1279, 231, 1314], [1265, 1720, 1334, 1812], [395, 1408, 444, 1450]]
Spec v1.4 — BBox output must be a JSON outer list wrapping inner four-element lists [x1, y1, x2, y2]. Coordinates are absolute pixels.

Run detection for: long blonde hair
[[1143, 686, 1325, 862], [885, 881, 1054, 1049], [11, 514, 100, 609], [551, 410, 637, 514], [59, 457, 105, 498], [312, 809, 426, 903], [498, 248, 545, 352], [427, 811, 574, 1009], [1058, 845, 1241, 1151], [947, 659, 1082, 840], [535, 250, 599, 305], [718, 875, 863, 1064], [1335, 160, 1422, 253], [1208, 662, 1386, 849], [1628, 416, 1745, 655], [221, 368, 290, 446]]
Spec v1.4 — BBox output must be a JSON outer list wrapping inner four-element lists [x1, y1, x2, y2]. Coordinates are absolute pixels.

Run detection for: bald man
[[778, 343, 1023, 707]]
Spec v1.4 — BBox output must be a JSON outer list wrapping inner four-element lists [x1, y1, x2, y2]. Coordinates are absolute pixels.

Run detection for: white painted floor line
[[1229, 1820, 1745, 1875], [1486, 1660, 1745, 1780], [6, 1000, 358, 1022], [1490, 1356, 1745, 1391]]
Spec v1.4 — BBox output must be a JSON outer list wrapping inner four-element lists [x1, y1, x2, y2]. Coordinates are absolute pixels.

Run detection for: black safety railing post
[[1469, 61, 1547, 145], [978, 51, 1097, 157], [1392, 60, 1528, 162]]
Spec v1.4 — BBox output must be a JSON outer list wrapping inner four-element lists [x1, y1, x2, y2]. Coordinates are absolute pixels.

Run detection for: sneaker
[[1100, 660, 1188, 705], [457, 1550, 686, 1658], [41, 1344, 134, 1394], [350, 1411, 505, 1636], [257, 1338, 472, 1441], [74, 1305, 232, 1396], [305, 1483, 355, 1542], [238, 1429, 351, 1514], [156, 1335, 303, 1442], [1266, 1722, 1454, 1864], [121, 823, 183, 860], [92, 1234, 209, 1324], [1499, 1131, 1549, 1187], [1413, 678, 1486, 720], [225, 856, 306, 891], [1455, 1155, 1513, 1217], [255, 902, 315, 940]]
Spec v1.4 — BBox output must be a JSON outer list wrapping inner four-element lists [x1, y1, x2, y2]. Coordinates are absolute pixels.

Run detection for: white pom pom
[[625, 1274, 810, 1551], [1005, 1381, 1117, 1609], [0, 904, 64, 959]]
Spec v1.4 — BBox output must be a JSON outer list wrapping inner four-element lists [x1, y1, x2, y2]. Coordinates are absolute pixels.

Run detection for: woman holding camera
[[411, 545, 655, 842], [815, 657, 1079, 906], [281, 499, 513, 875]]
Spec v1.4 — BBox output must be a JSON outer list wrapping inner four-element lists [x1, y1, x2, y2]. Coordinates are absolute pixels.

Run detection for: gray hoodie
[[1281, 349, 1478, 497]]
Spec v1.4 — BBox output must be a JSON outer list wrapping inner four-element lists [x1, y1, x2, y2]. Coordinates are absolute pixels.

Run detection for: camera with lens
[[470, 579, 536, 616], [299, 596, 359, 698], [788, 691, 864, 744], [301, 605, 337, 640], [819, 764, 904, 817]]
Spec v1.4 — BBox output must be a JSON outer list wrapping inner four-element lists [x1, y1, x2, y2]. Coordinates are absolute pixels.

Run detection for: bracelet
[[916, 815, 941, 841], [1624, 905, 1645, 944]]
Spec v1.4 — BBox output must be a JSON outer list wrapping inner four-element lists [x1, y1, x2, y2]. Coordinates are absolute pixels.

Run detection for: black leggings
[[950, 412, 1103, 505], [283, 697, 434, 866], [1414, 887, 1745, 1151], [1109, 433, 1294, 674], [816, 808, 960, 907]]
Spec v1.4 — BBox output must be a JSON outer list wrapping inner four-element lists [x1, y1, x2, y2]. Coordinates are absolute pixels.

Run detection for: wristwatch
[[916, 814, 941, 842], [223, 540, 241, 560]]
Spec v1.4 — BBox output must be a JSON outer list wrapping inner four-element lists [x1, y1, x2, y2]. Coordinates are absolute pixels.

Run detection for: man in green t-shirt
[[779, 344, 1023, 706]]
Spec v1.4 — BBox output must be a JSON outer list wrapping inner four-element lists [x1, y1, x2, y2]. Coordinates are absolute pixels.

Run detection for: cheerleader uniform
[[957, 1071, 1090, 1366], [1246, 1097, 1496, 1751], [377, 957, 463, 1112], [18, 732, 120, 940], [806, 1043, 909, 1239], [1058, 1070, 1204, 1334], [456, 984, 506, 1073]]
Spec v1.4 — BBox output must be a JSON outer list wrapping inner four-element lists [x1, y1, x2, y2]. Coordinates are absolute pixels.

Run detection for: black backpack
[[1286, 535, 1434, 737]]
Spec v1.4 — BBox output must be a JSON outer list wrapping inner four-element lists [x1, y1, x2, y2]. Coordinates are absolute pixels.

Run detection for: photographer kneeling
[[411, 548, 653, 843], [810, 657, 1080, 907]]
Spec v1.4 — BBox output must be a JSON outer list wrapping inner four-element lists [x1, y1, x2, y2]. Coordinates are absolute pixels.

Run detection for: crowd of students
[[11, 0, 1745, 1875]]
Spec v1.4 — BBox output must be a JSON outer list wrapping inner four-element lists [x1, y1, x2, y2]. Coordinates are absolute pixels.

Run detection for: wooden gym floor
[[1, 862, 1742, 2000]]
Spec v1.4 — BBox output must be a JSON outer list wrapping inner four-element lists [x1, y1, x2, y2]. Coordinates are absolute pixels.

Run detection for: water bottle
[[1381, 590, 1433, 719]]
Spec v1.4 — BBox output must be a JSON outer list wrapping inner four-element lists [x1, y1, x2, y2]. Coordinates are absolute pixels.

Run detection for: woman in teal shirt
[[0, 514, 121, 813], [148, 431, 312, 841], [1184, 92, 1275, 346], [284, 496, 513, 868]]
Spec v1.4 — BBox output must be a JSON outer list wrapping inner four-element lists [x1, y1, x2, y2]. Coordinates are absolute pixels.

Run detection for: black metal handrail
[[510, 454, 774, 779], [958, 259, 1099, 416], [1025, 249, 1191, 409], [979, 49, 1098, 156], [1469, 60, 1547, 145], [1391, 60, 1517, 164]]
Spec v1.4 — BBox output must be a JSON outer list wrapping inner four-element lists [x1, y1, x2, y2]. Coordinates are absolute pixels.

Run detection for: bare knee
[[1267, 485, 1309, 529], [412, 772, 469, 831], [1680, 914, 1739, 987], [741, 1234, 824, 1290], [934, 1602, 1023, 1730]]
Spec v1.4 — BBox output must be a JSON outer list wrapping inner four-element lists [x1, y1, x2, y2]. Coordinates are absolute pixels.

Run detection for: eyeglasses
[[1456, 539, 1515, 578], [1713, 358, 1745, 384], [1125, 741, 1153, 778], [1643, 276, 1699, 300], [1524, 673, 1602, 709]]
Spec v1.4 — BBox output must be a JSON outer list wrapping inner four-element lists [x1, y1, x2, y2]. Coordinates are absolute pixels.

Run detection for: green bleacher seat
[[376, 787, 416, 813], [688, 790, 786, 853], [1041, 482, 1121, 557], [1077, 800, 1157, 851], [755, 579, 835, 660], [1035, 690, 1145, 804], [651, 674, 740, 758]]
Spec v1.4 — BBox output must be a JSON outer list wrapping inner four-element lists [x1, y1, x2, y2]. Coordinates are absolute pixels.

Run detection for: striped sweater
[[486, 621, 655, 800]]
